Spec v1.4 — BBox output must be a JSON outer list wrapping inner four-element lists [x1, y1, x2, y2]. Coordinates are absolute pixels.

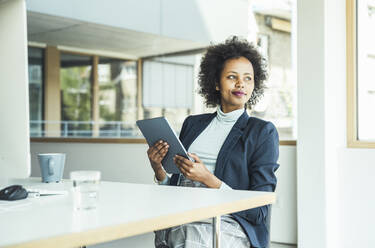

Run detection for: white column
[[297, 0, 345, 247], [324, 0, 346, 247], [297, 1, 327, 247], [0, 0, 30, 178]]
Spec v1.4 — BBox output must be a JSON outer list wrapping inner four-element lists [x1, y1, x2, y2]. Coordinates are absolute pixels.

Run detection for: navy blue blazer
[[169, 110, 279, 248]]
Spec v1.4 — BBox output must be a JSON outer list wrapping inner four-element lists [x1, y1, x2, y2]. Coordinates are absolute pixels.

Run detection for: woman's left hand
[[174, 153, 222, 188]]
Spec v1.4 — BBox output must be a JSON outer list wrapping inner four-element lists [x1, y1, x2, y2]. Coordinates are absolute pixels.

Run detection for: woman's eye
[[244, 76, 252, 81], [228, 75, 236, 80]]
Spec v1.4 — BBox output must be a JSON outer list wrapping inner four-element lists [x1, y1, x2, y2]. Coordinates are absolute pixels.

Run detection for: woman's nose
[[235, 79, 244, 88]]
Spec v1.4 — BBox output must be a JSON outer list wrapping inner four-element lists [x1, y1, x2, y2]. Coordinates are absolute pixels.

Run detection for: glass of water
[[70, 170, 101, 210]]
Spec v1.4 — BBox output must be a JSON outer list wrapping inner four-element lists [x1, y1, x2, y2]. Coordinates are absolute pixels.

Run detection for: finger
[[179, 164, 195, 180], [177, 163, 190, 176], [147, 146, 153, 155], [160, 146, 169, 155], [148, 141, 160, 155], [174, 155, 193, 165], [153, 140, 164, 147], [154, 141, 167, 152], [148, 147, 159, 159], [150, 142, 168, 157], [149, 140, 162, 152], [149, 147, 168, 164], [188, 153, 201, 163], [174, 155, 194, 167], [174, 158, 194, 177], [179, 161, 193, 174], [157, 147, 169, 159]]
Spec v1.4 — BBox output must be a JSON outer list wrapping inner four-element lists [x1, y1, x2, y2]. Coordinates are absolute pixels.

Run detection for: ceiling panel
[[27, 11, 205, 58]]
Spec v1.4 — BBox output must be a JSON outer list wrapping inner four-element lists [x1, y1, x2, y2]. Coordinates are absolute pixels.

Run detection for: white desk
[[0, 178, 275, 248]]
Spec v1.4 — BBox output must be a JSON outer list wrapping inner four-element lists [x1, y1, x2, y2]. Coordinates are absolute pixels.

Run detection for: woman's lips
[[232, 91, 245, 97]]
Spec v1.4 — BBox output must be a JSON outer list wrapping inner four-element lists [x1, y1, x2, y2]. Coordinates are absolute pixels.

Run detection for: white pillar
[[297, 1, 327, 246], [0, 0, 30, 178], [297, 0, 345, 247]]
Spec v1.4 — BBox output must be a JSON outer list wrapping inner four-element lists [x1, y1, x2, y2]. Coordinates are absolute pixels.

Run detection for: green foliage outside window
[[60, 66, 92, 135]]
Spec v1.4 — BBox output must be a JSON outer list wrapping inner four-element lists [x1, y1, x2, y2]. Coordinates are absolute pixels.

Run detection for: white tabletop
[[0, 178, 275, 248]]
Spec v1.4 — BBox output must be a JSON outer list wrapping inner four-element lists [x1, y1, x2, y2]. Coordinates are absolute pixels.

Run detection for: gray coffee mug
[[38, 153, 66, 183]]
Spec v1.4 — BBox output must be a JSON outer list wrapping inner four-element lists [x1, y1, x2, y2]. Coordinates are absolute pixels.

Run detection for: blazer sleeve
[[234, 122, 279, 225]]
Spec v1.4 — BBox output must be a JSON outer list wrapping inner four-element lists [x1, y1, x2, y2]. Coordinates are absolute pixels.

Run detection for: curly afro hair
[[198, 36, 268, 109]]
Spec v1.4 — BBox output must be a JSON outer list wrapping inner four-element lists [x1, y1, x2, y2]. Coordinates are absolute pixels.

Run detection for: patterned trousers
[[154, 175, 251, 248]]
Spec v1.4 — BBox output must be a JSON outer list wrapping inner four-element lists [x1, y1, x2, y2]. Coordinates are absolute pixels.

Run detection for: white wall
[[30, 143, 297, 245], [298, 0, 375, 247], [339, 149, 375, 247], [30, 143, 153, 184], [0, 0, 30, 178], [272, 146, 297, 244]]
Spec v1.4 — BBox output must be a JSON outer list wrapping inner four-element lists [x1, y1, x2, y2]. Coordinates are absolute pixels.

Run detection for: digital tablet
[[136, 117, 193, 174]]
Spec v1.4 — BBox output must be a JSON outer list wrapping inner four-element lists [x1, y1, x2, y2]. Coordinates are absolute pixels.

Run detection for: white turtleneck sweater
[[159, 107, 244, 189]]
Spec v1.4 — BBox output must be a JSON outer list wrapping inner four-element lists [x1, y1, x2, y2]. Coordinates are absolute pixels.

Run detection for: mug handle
[[48, 158, 55, 175]]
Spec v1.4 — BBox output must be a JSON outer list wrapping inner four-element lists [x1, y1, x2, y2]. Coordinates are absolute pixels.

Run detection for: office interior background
[[0, 0, 374, 247]]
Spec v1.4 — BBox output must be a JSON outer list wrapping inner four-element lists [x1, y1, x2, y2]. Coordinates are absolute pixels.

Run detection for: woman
[[147, 36, 279, 248]]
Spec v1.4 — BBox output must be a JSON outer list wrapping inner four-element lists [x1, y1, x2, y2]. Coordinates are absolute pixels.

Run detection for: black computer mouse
[[0, 185, 28, 201]]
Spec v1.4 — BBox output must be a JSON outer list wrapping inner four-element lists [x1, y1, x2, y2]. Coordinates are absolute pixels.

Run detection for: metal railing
[[29, 120, 143, 138]]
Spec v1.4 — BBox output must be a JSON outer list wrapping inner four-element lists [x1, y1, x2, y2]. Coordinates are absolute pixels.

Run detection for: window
[[29, 48, 140, 140], [28, 1, 296, 144], [347, 0, 375, 148], [142, 58, 194, 134], [28, 47, 44, 137], [249, 6, 296, 141], [60, 53, 93, 137], [98, 58, 138, 137]]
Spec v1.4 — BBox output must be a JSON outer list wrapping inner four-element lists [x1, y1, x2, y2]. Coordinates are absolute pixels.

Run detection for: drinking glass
[[70, 170, 101, 210]]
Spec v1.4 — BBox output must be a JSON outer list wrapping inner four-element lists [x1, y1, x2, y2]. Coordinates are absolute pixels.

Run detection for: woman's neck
[[220, 105, 244, 113]]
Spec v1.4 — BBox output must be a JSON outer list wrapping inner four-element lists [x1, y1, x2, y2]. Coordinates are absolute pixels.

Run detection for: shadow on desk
[[89, 232, 154, 248]]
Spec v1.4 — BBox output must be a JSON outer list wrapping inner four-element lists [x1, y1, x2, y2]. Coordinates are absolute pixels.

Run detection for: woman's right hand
[[147, 140, 169, 180]]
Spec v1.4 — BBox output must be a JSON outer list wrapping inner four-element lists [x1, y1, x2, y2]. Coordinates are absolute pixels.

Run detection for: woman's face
[[216, 56, 255, 113]]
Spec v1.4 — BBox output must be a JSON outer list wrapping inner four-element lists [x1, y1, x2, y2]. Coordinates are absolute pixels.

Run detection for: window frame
[[29, 46, 295, 146], [29, 47, 142, 143], [347, 0, 375, 148]]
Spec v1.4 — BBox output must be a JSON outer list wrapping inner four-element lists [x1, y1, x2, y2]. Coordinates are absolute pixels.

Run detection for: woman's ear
[[215, 84, 220, 91]]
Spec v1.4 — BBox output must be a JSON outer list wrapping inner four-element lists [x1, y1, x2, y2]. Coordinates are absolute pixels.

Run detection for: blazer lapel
[[182, 113, 216, 150], [173, 113, 216, 186], [214, 111, 250, 178]]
